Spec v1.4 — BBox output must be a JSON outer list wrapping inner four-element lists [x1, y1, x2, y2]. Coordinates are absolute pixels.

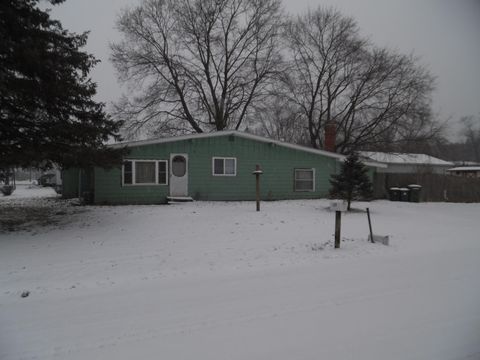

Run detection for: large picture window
[[123, 160, 168, 185], [212, 157, 236, 176], [294, 169, 315, 191]]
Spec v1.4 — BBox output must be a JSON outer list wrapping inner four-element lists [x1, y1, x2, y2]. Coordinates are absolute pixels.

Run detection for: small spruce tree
[[330, 152, 373, 210]]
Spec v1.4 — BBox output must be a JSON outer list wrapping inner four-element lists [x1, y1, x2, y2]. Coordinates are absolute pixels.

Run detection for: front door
[[170, 154, 188, 197]]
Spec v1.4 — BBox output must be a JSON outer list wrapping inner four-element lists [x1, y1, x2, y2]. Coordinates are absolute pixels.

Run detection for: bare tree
[[249, 96, 309, 144], [460, 115, 480, 162], [281, 8, 364, 150], [369, 104, 446, 154], [279, 7, 436, 153], [111, 0, 283, 137]]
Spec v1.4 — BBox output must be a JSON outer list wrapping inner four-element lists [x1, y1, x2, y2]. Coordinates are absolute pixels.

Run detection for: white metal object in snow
[[366, 207, 389, 245], [368, 234, 389, 245]]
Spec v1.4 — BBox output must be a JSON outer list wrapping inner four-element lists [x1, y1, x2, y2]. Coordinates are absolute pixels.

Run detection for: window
[[172, 155, 186, 177], [123, 160, 168, 186], [158, 161, 167, 184], [294, 169, 315, 191], [124, 161, 133, 185], [212, 157, 236, 176], [135, 161, 156, 184]]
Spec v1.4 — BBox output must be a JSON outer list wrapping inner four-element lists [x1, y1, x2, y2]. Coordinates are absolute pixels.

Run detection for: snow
[[1, 185, 480, 360], [0, 183, 58, 200], [359, 151, 454, 166]]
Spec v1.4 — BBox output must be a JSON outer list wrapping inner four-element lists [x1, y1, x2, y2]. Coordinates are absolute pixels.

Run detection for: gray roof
[[111, 131, 386, 168]]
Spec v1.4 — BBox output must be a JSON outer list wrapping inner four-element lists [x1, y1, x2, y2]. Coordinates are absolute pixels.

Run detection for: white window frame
[[294, 168, 315, 192], [212, 157, 237, 176], [122, 159, 168, 186]]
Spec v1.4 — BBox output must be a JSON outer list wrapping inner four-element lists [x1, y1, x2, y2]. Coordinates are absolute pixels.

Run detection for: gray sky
[[50, 0, 480, 139]]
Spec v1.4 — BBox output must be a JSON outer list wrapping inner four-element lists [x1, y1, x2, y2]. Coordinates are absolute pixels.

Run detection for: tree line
[[2, 0, 474, 175], [111, 0, 440, 154]]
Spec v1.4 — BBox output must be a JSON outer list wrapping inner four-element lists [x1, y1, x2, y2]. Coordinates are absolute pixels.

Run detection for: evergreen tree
[[0, 0, 125, 170], [330, 152, 373, 210]]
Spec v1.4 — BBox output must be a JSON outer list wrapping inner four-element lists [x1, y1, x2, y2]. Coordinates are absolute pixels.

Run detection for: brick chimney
[[324, 122, 336, 152]]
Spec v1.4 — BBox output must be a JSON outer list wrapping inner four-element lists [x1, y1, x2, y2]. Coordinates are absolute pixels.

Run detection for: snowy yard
[[1, 185, 479, 360]]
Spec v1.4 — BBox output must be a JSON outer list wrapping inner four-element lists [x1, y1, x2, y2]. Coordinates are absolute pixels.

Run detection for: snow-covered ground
[[1, 185, 479, 359]]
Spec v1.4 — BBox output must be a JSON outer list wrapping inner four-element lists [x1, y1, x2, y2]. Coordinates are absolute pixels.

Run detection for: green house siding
[[93, 134, 339, 205], [62, 167, 95, 200], [62, 168, 80, 199], [366, 167, 376, 182]]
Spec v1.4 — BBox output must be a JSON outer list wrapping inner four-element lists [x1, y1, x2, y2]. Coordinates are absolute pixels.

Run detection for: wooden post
[[334, 210, 341, 248], [366, 207, 374, 243], [252, 165, 263, 212]]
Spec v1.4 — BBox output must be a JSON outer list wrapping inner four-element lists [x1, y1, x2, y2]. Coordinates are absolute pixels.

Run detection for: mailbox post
[[252, 165, 263, 211], [335, 211, 341, 249], [330, 200, 347, 248]]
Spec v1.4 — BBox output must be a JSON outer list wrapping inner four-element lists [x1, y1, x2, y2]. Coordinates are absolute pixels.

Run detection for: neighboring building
[[359, 151, 454, 175], [62, 131, 382, 204], [37, 167, 62, 194], [446, 166, 480, 178], [453, 161, 480, 167]]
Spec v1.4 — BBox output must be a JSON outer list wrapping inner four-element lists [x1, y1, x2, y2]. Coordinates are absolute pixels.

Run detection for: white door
[[170, 154, 188, 197]]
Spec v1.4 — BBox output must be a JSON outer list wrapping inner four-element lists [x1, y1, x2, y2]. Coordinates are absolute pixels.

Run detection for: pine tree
[[330, 152, 373, 210], [0, 0, 125, 170]]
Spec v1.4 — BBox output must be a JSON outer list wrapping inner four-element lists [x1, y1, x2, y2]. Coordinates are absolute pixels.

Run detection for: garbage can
[[399, 187, 410, 201], [408, 184, 422, 202], [388, 187, 400, 201]]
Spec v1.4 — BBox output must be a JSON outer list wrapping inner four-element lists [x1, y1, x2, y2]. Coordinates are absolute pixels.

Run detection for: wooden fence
[[373, 173, 480, 202]]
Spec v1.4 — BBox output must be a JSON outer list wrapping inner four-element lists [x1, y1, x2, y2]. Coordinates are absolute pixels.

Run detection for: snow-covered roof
[[447, 167, 480, 172], [111, 131, 386, 168], [359, 151, 454, 166], [454, 161, 480, 166]]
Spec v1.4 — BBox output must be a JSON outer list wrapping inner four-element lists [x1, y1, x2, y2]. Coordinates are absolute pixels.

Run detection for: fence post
[[366, 207, 374, 243], [334, 211, 341, 248]]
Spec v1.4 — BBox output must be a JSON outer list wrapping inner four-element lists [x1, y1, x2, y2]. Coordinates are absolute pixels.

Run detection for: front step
[[166, 196, 194, 204]]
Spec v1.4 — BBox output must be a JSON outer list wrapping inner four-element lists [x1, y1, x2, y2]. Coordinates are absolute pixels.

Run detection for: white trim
[[122, 159, 168, 186], [212, 157, 237, 176], [294, 168, 315, 192]]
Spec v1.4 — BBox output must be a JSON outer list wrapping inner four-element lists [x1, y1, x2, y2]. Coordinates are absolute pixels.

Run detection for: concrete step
[[166, 196, 194, 204]]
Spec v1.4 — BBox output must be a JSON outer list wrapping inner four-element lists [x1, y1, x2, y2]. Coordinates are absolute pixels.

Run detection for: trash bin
[[399, 187, 410, 201], [408, 184, 422, 202], [388, 187, 400, 201]]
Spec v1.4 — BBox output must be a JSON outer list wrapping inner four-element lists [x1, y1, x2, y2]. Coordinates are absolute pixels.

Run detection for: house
[[446, 166, 480, 178], [62, 131, 382, 204], [359, 151, 454, 175]]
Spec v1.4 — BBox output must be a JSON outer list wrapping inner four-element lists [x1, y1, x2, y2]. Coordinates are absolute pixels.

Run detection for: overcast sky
[[49, 0, 480, 139]]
